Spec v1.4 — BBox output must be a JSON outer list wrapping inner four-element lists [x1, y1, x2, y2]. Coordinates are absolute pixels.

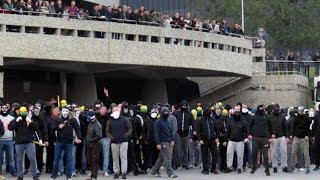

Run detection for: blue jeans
[[71, 145, 76, 173], [15, 143, 37, 177], [0, 140, 16, 173], [100, 138, 110, 172], [52, 142, 73, 178], [58, 151, 65, 173], [81, 140, 87, 171]]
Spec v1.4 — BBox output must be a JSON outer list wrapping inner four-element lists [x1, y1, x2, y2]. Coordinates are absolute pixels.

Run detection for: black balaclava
[[233, 109, 241, 121], [160, 107, 169, 119], [43, 103, 52, 115], [121, 102, 130, 117], [131, 105, 138, 117], [1, 105, 9, 116], [180, 100, 188, 112], [256, 105, 265, 115], [273, 104, 280, 116], [203, 106, 211, 117]]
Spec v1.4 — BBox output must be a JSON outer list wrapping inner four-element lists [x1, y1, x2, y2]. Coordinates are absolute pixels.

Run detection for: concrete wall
[[0, 14, 253, 77], [141, 80, 168, 104], [192, 74, 308, 108]]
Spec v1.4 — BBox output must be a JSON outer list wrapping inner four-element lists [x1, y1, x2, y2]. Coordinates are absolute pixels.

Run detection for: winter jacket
[[225, 117, 248, 142], [106, 115, 132, 143], [197, 116, 220, 141]]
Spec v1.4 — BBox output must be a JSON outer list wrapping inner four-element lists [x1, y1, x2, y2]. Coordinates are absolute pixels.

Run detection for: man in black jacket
[[224, 106, 248, 174], [51, 107, 82, 180], [172, 100, 195, 170], [106, 106, 132, 179], [141, 108, 157, 173], [269, 104, 290, 173], [197, 106, 219, 175], [8, 106, 42, 180], [216, 109, 229, 172], [86, 111, 102, 180], [249, 105, 274, 176], [31, 105, 48, 173], [289, 106, 311, 174]]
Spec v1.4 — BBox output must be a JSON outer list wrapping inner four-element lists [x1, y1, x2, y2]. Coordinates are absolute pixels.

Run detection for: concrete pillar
[[60, 72, 67, 100], [69, 74, 97, 105], [141, 80, 168, 104]]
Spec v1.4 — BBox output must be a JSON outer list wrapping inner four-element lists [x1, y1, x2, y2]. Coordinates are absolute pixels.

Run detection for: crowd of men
[[0, 89, 319, 180], [0, 0, 244, 35]]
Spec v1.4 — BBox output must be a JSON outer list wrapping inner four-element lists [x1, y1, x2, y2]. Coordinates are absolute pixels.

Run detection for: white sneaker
[[104, 172, 110, 177], [299, 168, 305, 171], [88, 172, 91, 177]]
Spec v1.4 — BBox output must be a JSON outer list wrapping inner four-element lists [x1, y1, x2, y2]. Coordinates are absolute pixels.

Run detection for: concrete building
[[0, 13, 307, 107]]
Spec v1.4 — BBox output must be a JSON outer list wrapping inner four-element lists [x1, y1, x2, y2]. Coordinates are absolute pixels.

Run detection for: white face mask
[[309, 111, 315, 117], [123, 108, 129, 114], [130, 110, 134, 117], [111, 111, 120, 119], [151, 113, 157, 119], [62, 108, 69, 119], [74, 110, 80, 119], [242, 108, 249, 113]]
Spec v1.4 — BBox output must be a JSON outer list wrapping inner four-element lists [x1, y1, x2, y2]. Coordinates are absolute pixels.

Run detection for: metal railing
[[265, 60, 320, 77]]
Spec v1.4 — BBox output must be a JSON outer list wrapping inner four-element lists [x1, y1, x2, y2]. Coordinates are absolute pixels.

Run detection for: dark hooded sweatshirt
[[173, 100, 195, 137]]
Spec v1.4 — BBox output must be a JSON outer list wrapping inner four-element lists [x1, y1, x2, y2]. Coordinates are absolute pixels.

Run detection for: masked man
[[50, 107, 82, 180], [0, 104, 17, 177], [8, 106, 43, 180], [86, 111, 102, 180], [269, 104, 289, 173], [106, 105, 132, 179]]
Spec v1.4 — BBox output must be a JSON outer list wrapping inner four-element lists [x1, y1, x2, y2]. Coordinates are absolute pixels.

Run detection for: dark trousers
[[36, 144, 44, 171], [87, 143, 100, 178], [127, 141, 139, 173], [252, 137, 269, 169], [134, 142, 143, 169], [219, 137, 227, 171], [142, 142, 155, 170], [46, 140, 55, 171], [75, 143, 83, 171], [201, 140, 218, 171], [312, 140, 320, 166]]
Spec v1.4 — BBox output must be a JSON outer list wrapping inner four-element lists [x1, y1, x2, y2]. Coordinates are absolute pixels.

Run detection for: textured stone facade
[[0, 14, 253, 77]]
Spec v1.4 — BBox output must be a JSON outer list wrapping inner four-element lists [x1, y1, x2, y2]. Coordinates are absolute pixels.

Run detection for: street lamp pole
[[241, 0, 244, 32]]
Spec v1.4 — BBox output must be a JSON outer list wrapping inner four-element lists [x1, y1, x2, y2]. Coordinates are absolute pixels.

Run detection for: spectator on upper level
[[112, 3, 117, 13], [12, 0, 19, 12], [97, 4, 105, 17], [139, 6, 145, 14], [77, 8, 87, 20], [191, 17, 197, 29], [122, 5, 128, 19], [303, 51, 312, 61], [171, 12, 180, 28], [130, 9, 139, 22], [155, 11, 163, 25], [145, 10, 152, 22], [2, 0, 15, 12], [114, 6, 124, 19], [105, 6, 113, 21], [184, 12, 192, 27], [25, 0, 32, 15], [202, 19, 212, 32], [287, 51, 295, 61], [55, 0, 63, 16], [62, 7, 69, 19], [279, 52, 285, 60], [32, 0, 40, 13], [265, 50, 274, 60], [68, 0, 78, 18], [255, 37, 265, 48], [138, 11, 146, 23], [178, 16, 185, 29], [90, 5, 100, 17], [313, 52, 320, 62], [18, 0, 27, 14], [47, 1, 55, 16], [163, 13, 172, 28], [39, 1, 49, 15], [295, 52, 302, 62], [232, 24, 244, 35]]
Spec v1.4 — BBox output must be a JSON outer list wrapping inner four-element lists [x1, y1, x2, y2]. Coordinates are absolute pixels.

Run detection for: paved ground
[[3, 166, 320, 180]]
